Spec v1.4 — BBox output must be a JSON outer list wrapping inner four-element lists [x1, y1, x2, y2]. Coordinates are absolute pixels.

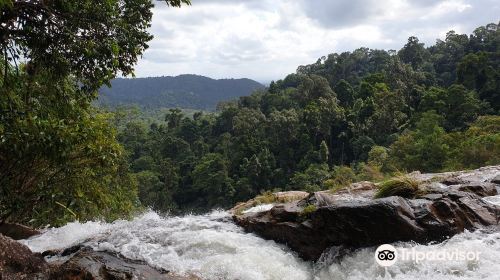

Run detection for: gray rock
[[451, 182, 498, 197], [233, 166, 500, 261], [0, 234, 197, 280], [51, 247, 196, 280], [491, 174, 500, 184]]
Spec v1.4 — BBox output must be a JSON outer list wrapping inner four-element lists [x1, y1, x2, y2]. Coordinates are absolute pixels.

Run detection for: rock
[[61, 244, 85, 257], [0, 234, 49, 279], [274, 191, 310, 202], [0, 234, 198, 280], [452, 182, 498, 197], [233, 166, 500, 260], [229, 191, 309, 214], [50, 247, 197, 280], [491, 174, 500, 184], [0, 223, 41, 240], [441, 177, 466, 185]]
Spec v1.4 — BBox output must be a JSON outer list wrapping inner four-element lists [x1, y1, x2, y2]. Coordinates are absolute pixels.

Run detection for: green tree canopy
[[0, 0, 190, 90]]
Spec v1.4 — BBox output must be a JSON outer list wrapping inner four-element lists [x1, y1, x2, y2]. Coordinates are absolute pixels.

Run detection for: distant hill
[[98, 74, 265, 110]]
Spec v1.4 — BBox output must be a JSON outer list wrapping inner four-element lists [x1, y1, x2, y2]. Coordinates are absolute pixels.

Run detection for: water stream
[[21, 208, 500, 280]]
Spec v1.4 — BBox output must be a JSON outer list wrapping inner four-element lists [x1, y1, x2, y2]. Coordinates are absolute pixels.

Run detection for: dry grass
[[374, 176, 422, 199], [300, 204, 317, 217]]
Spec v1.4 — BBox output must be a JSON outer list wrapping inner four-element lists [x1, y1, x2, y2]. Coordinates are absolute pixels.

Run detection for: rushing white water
[[21, 210, 500, 280]]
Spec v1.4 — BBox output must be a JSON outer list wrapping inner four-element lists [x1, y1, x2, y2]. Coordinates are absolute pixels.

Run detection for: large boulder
[[234, 166, 500, 260], [50, 247, 198, 280], [0, 223, 41, 240], [0, 234, 197, 280], [0, 234, 49, 279]]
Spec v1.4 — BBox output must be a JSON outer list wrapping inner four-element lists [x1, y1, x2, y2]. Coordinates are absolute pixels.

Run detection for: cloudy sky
[[134, 0, 499, 83]]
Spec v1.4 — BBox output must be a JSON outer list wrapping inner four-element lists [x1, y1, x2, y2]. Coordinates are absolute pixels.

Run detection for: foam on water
[[22, 211, 312, 280], [21, 211, 500, 280], [315, 230, 500, 280]]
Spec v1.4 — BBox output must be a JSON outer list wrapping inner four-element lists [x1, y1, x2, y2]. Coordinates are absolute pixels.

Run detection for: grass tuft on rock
[[253, 191, 276, 205], [374, 176, 421, 199], [300, 204, 317, 217]]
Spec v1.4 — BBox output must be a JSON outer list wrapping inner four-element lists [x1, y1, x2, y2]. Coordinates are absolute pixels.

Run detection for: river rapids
[[19, 207, 500, 280]]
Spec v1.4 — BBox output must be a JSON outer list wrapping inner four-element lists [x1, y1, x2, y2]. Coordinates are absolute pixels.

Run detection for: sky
[[133, 0, 500, 83]]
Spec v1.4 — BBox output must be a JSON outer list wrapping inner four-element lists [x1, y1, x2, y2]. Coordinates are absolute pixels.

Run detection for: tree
[[319, 141, 329, 163], [0, 0, 191, 225], [334, 79, 355, 107], [365, 84, 408, 145], [430, 31, 469, 86], [191, 153, 234, 208], [389, 111, 451, 172], [0, 70, 138, 226], [398, 36, 429, 70], [457, 52, 499, 111], [1, 0, 191, 91], [419, 85, 485, 130], [367, 146, 388, 168], [288, 164, 330, 192], [450, 116, 500, 169]]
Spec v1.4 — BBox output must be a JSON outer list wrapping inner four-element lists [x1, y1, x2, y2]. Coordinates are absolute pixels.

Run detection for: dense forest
[[98, 75, 264, 110], [116, 23, 500, 213], [0, 0, 498, 227]]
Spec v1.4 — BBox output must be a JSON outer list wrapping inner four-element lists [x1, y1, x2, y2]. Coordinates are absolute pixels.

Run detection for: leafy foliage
[[0, 0, 190, 91], [0, 69, 138, 226], [0, 0, 190, 225]]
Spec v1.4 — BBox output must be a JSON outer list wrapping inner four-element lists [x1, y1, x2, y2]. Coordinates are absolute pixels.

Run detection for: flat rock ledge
[[0, 234, 198, 280], [233, 166, 500, 261]]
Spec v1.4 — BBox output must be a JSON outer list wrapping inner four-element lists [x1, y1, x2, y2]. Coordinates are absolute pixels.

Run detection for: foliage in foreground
[[0, 69, 138, 226], [0, 0, 191, 225]]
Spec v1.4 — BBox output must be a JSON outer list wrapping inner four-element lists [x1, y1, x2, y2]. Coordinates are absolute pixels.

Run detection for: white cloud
[[133, 0, 500, 82], [422, 0, 472, 19]]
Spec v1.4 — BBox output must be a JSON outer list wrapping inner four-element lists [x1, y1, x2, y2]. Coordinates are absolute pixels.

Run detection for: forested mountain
[[115, 22, 500, 212], [98, 74, 264, 110]]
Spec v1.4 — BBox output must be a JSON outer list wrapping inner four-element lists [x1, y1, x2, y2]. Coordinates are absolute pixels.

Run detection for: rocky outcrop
[[0, 223, 41, 240], [50, 247, 198, 280], [233, 166, 500, 260], [0, 234, 197, 280], [230, 191, 309, 215], [0, 234, 49, 279]]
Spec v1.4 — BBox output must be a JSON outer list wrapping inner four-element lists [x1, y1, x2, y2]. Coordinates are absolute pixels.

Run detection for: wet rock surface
[[0, 234, 49, 280], [0, 234, 198, 280], [50, 247, 197, 280], [233, 166, 500, 260], [0, 223, 41, 240]]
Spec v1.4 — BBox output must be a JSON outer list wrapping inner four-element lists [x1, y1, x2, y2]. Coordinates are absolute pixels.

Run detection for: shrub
[[288, 163, 330, 191], [368, 146, 388, 167], [300, 204, 317, 217], [326, 165, 357, 192], [253, 191, 276, 205], [374, 176, 421, 199], [355, 162, 385, 182]]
